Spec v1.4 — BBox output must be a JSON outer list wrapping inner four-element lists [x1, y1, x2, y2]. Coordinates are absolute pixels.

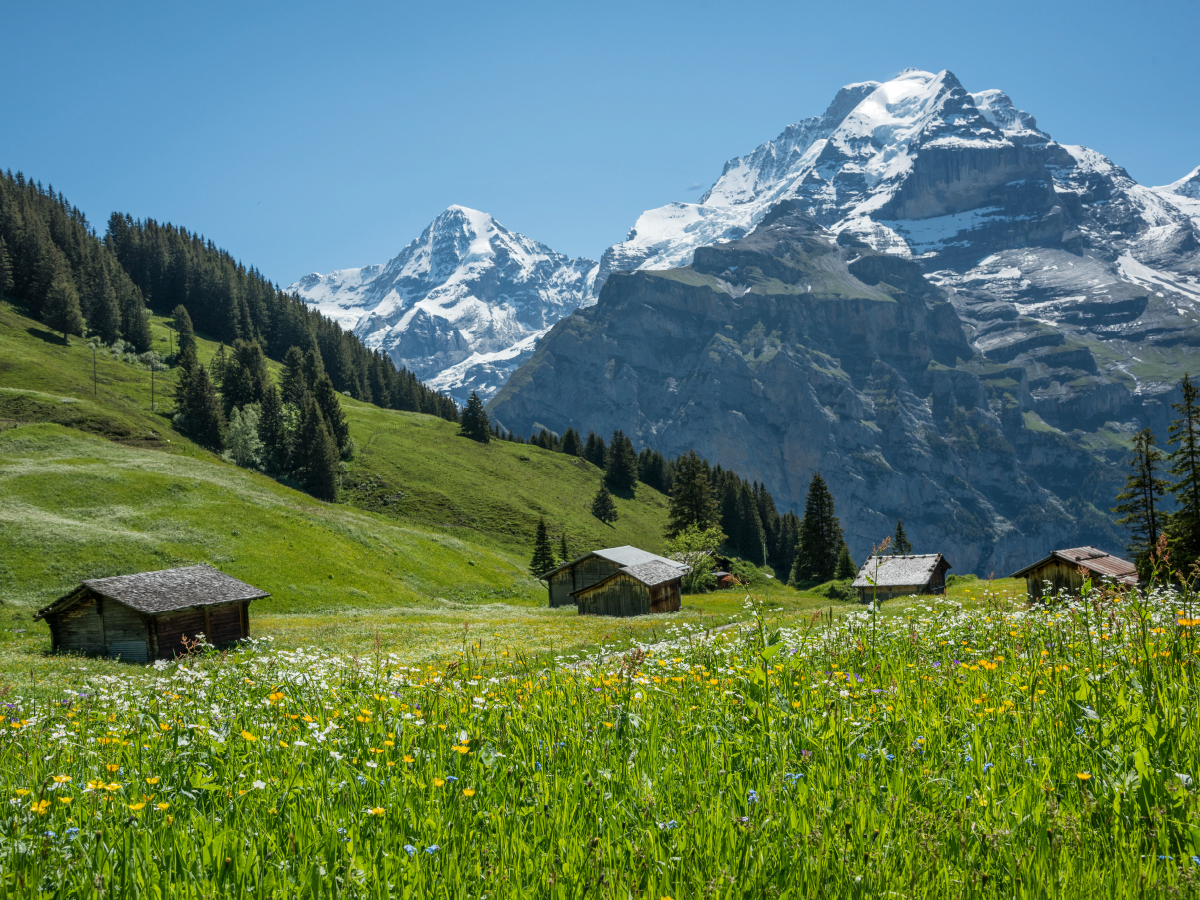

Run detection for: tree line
[[0, 169, 458, 423]]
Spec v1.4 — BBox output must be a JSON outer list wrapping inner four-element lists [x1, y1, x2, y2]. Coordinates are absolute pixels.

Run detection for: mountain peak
[[1160, 165, 1200, 200]]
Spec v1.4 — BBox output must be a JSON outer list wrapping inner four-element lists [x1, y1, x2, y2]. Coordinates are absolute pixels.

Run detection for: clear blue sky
[[3, 0, 1197, 285]]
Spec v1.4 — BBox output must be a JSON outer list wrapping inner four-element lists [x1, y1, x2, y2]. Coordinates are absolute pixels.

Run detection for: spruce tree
[[280, 346, 308, 405], [790, 472, 845, 585], [172, 305, 197, 366], [892, 520, 913, 555], [604, 430, 638, 492], [666, 450, 718, 537], [529, 518, 557, 577], [835, 544, 857, 580], [583, 432, 607, 468], [210, 344, 229, 387], [1167, 373, 1200, 566], [313, 373, 351, 456], [1113, 428, 1168, 574], [458, 392, 491, 443], [736, 482, 766, 565], [0, 238, 13, 299], [296, 395, 339, 501], [561, 428, 582, 457], [558, 533, 571, 564], [257, 383, 290, 474], [87, 266, 122, 344], [177, 363, 226, 450], [591, 482, 618, 524], [44, 272, 86, 340]]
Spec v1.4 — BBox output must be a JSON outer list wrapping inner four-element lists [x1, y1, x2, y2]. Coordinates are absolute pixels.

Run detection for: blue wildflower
[[425, 845, 439, 854], [747, 789, 759, 804], [1191, 856, 1200, 866], [658, 820, 679, 830], [445, 775, 459, 782], [43, 831, 56, 838], [886, 754, 895, 761], [964, 754, 974, 763], [534, 762, 542, 771], [403, 844, 417, 857], [784, 773, 804, 783], [1026, 758, 1036, 768], [982, 763, 994, 773]]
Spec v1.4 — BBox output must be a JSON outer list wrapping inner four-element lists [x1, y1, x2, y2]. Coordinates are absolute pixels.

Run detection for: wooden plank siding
[[153, 608, 207, 660], [1022, 561, 1090, 601], [549, 557, 623, 607], [576, 574, 682, 617], [48, 591, 105, 655]]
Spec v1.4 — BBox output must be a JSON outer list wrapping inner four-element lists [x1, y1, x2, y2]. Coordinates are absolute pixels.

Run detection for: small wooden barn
[[573, 560, 683, 617], [851, 553, 952, 602], [1010, 546, 1138, 600], [542, 546, 688, 607], [34, 564, 268, 662]]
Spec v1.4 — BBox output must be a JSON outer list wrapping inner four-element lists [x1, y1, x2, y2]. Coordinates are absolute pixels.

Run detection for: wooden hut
[[851, 553, 952, 602], [542, 546, 687, 607], [573, 560, 683, 617], [1010, 546, 1138, 600], [34, 564, 268, 662]]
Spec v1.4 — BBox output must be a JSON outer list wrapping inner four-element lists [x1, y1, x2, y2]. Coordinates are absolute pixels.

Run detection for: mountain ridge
[[289, 206, 597, 402]]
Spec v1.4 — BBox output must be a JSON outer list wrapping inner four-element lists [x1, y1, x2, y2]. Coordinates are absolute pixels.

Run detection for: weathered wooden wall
[[153, 608, 206, 659], [577, 576, 682, 617], [578, 573, 649, 616], [102, 602, 150, 662], [48, 591, 104, 654], [549, 556, 623, 607], [1024, 561, 1087, 600], [207, 602, 245, 644]]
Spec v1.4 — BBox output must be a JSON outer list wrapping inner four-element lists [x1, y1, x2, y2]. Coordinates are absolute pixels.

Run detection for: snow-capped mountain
[[289, 206, 597, 402], [593, 68, 1200, 420]]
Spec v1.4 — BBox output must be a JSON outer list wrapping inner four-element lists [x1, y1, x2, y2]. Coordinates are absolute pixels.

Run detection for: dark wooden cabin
[[542, 546, 687, 607], [851, 553, 952, 602], [1011, 546, 1138, 600], [34, 564, 268, 663], [573, 560, 682, 617]]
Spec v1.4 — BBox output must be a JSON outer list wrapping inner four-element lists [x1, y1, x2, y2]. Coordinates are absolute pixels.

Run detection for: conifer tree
[[296, 395, 339, 501], [835, 544, 857, 580], [44, 271, 86, 340], [210, 344, 229, 387], [892, 520, 913, 555], [1113, 428, 1167, 574], [172, 305, 197, 367], [666, 450, 718, 537], [558, 532, 571, 564], [175, 363, 225, 450], [605, 430, 639, 492], [529, 518, 557, 577], [280, 346, 308, 405], [313, 373, 351, 456], [583, 432, 607, 468], [458, 392, 491, 443], [790, 472, 845, 585], [737, 482, 766, 565], [0, 238, 13, 299], [86, 265, 122, 344], [257, 383, 290, 474], [561, 428, 582, 457], [591, 482, 618, 524], [1167, 373, 1200, 566]]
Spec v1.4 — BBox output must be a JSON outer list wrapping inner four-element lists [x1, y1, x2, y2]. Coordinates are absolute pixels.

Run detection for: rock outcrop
[[489, 204, 1127, 575]]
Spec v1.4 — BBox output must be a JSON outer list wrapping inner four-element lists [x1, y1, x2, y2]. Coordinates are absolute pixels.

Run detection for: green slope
[[0, 300, 672, 613]]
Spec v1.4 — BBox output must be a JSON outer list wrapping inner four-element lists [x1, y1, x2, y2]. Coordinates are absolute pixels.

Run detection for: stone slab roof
[[36, 564, 269, 619], [543, 545, 687, 579], [851, 553, 950, 589]]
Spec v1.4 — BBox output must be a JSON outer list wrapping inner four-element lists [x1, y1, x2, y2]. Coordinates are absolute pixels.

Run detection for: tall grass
[[2, 582, 1198, 897]]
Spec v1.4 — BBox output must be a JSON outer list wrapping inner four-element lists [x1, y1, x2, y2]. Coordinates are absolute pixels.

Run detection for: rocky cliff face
[[288, 206, 596, 402], [489, 204, 1127, 575], [594, 70, 1200, 444]]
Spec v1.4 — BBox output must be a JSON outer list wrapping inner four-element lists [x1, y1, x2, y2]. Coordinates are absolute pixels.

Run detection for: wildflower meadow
[[2, 582, 1199, 898]]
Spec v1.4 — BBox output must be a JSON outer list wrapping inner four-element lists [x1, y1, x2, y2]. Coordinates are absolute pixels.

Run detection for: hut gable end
[[34, 565, 266, 663]]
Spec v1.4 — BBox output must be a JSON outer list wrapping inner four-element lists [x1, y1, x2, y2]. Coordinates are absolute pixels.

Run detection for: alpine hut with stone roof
[[34, 564, 268, 663], [1010, 546, 1138, 600], [541, 545, 689, 608], [851, 553, 952, 602], [573, 560, 683, 617]]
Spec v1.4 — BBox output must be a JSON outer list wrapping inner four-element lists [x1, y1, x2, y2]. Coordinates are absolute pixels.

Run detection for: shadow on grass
[[25, 326, 69, 346]]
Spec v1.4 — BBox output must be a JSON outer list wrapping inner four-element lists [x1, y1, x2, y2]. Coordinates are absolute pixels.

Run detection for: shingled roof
[[851, 554, 951, 589], [571, 560, 683, 597], [35, 564, 269, 619], [543, 545, 688, 580], [1011, 547, 1138, 584]]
